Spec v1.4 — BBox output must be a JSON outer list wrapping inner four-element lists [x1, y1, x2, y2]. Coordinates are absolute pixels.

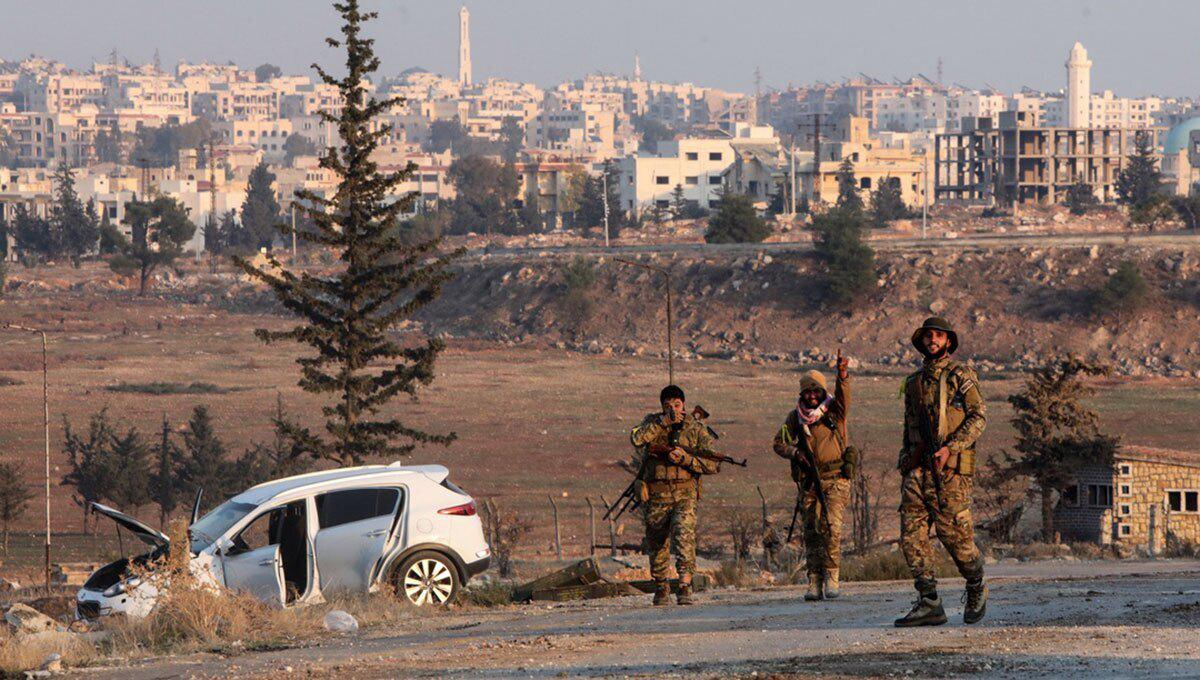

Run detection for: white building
[[617, 124, 776, 216]]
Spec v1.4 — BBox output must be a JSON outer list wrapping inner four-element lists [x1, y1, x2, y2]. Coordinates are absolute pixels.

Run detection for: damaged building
[[934, 111, 1141, 206]]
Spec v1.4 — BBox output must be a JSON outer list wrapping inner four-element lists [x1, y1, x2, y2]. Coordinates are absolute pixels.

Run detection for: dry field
[[2, 286, 1200, 579]]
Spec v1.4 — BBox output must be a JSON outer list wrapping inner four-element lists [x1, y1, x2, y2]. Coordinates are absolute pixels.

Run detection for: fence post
[[600, 494, 617, 558], [549, 495, 562, 561], [586, 497, 596, 556], [1148, 504, 1158, 559]]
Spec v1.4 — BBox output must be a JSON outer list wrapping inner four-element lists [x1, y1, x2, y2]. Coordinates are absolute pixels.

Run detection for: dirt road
[[85, 560, 1200, 679]]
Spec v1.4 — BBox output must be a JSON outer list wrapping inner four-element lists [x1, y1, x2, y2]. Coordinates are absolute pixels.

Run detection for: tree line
[[61, 400, 313, 533]]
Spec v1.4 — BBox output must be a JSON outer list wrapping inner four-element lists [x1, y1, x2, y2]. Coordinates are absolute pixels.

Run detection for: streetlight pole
[[614, 258, 673, 383], [602, 171, 611, 248], [4, 324, 50, 591]]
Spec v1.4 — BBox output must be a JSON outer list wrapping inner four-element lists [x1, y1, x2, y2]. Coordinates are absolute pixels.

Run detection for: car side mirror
[[214, 536, 233, 556]]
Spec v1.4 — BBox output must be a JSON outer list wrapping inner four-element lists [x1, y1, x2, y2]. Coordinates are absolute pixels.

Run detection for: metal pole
[[4, 324, 50, 590], [291, 204, 297, 258], [549, 495, 562, 561], [41, 331, 49, 592], [922, 155, 929, 240], [599, 495, 618, 558], [602, 170, 611, 248], [586, 497, 596, 556]]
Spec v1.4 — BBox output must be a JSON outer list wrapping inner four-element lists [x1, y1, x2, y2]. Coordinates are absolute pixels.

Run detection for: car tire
[[392, 551, 460, 607]]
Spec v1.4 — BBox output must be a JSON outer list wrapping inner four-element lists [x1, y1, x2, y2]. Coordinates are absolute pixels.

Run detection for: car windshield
[[188, 499, 257, 553]]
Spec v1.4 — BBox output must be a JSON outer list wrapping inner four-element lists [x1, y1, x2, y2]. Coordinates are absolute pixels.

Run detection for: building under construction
[[935, 111, 1139, 206]]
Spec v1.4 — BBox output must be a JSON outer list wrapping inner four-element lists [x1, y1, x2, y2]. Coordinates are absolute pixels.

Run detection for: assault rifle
[[603, 405, 746, 522], [785, 444, 831, 543], [913, 375, 945, 514]]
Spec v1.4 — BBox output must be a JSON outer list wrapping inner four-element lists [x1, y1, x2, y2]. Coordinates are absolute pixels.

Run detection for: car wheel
[[393, 551, 460, 606]]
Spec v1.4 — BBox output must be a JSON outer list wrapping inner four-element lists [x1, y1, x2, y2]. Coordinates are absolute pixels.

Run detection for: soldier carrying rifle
[[895, 317, 988, 627], [773, 350, 856, 601], [628, 385, 724, 606]]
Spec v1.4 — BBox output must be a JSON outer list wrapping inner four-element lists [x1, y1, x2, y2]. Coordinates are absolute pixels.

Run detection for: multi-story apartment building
[[14, 73, 106, 113], [935, 111, 1136, 206]]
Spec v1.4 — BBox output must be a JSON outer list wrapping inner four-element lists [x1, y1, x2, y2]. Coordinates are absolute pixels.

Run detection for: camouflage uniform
[[773, 371, 852, 576], [630, 412, 721, 582], [898, 354, 987, 593]]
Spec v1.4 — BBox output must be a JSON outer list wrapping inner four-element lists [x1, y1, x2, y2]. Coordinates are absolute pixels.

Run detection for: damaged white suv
[[76, 463, 491, 620]]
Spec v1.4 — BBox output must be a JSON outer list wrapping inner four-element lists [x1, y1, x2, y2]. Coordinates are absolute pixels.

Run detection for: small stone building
[[1054, 446, 1200, 553]]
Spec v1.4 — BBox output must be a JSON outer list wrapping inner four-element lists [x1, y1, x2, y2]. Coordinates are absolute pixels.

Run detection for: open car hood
[[90, 502, 170, 551]]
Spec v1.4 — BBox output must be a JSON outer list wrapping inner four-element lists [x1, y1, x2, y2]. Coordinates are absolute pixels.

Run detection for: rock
[[0, 578, 18, 592], [323, 610, 359, 633], [928, 299, 947, 314], [40, 654, 61, 672], [4, 604, 59, 636]]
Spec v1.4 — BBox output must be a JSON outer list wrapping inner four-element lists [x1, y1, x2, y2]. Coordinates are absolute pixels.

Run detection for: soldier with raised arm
[[773, 350, 856, 601], [894, 317, 988, 627], [630, 385, 721, 605]]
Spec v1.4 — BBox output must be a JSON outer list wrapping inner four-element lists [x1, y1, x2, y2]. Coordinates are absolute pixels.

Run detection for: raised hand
[[837, 348, 849, 378]]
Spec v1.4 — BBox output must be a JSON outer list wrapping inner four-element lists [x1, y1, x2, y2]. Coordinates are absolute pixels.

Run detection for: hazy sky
[[1, 0, 1195, 97]]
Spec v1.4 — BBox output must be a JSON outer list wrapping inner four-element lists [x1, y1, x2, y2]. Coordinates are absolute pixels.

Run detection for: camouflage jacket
[[899, 356, 986, 475], [773, 374, 851, 480], [630, 412, 721, 483]]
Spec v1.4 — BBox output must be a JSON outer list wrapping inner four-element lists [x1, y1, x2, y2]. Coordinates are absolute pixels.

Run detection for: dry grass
[[1008, 541, 1074, 561], [839, 547, 959, 582], [0, 627, 99, 677], [707, 560, 772, 588]]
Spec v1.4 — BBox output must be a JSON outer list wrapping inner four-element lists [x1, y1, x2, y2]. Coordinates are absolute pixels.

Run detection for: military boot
[[963, 580, 988, 624], [652, 582, 671, 606], [824, 569, 840, 599], [894, 592, 947, 627], [804, 572, 824, 601], [676, 582, 695, 606]]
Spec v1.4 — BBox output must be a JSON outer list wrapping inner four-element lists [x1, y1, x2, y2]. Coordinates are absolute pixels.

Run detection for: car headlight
[[103, 577, 142, 598]]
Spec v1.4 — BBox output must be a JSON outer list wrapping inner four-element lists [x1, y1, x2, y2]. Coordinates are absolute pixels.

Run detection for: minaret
[[1066, 41, 1091, 128], [458, 6, 472, 88], [634, 52, 642, 81]]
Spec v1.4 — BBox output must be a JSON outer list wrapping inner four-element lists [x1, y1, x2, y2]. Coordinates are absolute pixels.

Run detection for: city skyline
[[0, 0, 1197, 97]]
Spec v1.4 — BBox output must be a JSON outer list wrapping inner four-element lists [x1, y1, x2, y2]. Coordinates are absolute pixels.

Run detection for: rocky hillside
[[417, 243, 1200, 377]]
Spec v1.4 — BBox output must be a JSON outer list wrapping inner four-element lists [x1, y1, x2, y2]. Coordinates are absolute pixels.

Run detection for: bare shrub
[[460, 582, 516, 608], [727, 508, 759, 563], [850, 468, 885, 552], [1007, 541, 1072, 561], [480, 500, 529, 578], [707, 560, 769, 588], [840, 547, 958, 582]]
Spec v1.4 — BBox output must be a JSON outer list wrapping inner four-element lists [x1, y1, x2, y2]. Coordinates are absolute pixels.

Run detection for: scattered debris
[[322, 610, 359, 633]]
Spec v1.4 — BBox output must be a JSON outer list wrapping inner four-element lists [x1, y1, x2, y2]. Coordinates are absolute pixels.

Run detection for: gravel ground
[[76, 560, 1200, 679]]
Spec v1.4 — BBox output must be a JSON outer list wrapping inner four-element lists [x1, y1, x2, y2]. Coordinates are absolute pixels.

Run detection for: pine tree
[[0, 462, 34, 552], [109, 195, 196, 295], [61, 409, 119, 534], [11, 204, 54, 264], [704, 193, 771, 243], [813, 206, 876, 305], [1115, 131, 1163, 209], [1065, 181, 1099, 216], [178, 406, 235, 511], [670, 184, 687, 218], [236, 0, 460, 466], [234, 395, 312, 487], [997, 357, 1119, 542], [835, 157, 864, 215], [48, 159, 99, 261], [94, 123, 123, 164], [151, 415, 184, 529], [869, 176, 909, 227], [241, 162, 282, 250], [102, 427, 153, 511]]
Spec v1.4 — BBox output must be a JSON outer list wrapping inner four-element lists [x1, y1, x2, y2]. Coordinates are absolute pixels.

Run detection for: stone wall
[[1054, 456, 1200, 552]]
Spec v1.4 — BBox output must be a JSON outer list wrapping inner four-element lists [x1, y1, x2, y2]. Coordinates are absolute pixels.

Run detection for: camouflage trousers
[[899, 469, 983, 593], [801, 476, 850, 574], [643, 483, 698, 582]]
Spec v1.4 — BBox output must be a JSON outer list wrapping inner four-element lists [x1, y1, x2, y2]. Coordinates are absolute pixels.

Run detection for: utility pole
[[291, 203, 297, 258], [3, 324, 50, 591], [789, 142, 797, 220], [798, 112, 823, 205], [922, 150, 930, 239], [602, 168, 611, 248]]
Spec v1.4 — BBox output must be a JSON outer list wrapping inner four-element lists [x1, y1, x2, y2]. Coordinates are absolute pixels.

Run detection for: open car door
[[218, 507, 285, 605]]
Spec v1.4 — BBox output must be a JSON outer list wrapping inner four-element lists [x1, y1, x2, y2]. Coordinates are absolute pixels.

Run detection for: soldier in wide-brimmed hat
[[894, 317, 988, 627]]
